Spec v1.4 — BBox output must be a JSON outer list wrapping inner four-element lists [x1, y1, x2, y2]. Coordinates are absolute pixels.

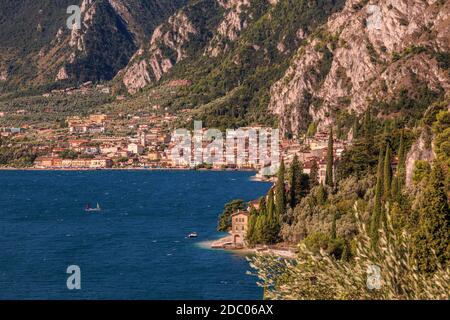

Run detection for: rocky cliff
[[1, 0, 448, 137], [119, 0, 232, 94], [0, 0, 188, 88], [205, 0, 253, 57], [269, 0, 450, 136]]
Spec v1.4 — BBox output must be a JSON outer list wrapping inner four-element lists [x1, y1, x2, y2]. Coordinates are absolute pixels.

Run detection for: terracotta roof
[[231, 210, 249, 217]]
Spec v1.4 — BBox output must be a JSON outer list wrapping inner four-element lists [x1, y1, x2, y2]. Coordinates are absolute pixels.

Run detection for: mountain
[[269, 0, 450, 136], [1, 0, 448, 135], [115, 0, 449, 135], [0, 0, 188, 90], [117, 0, 348, 129]]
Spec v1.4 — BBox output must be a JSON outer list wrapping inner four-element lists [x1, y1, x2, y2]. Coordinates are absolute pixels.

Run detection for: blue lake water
[[0, 170, 271, 300]]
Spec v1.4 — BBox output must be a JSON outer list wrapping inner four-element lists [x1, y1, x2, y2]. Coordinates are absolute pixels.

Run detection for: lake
[[0, 170, 271, 299]]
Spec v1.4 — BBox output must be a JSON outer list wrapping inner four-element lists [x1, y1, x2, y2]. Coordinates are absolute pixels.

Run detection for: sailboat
[[85, 203, 102, 212]]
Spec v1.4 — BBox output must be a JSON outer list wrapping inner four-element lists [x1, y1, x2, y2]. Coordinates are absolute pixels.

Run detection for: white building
[[128, 143, 144, 155]]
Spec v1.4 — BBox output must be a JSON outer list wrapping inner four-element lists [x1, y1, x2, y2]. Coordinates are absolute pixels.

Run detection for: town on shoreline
[[2, 111, 349, 176], [2, 109, 351, 257]]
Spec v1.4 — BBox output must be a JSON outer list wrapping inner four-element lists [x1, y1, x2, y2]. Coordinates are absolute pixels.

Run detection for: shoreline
[[0, 167, 273, 181], [223, 247, 297, 259], [0, 167, 256, 172], [209, 236, 297, 259]]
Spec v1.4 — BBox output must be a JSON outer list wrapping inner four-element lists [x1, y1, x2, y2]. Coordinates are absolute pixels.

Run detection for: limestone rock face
[[120, 11, 198, 93], [0, 0, 188, 86], [55, 67, 69, 81], [119, 0, 223, 94], [0, 70, 7, 81], [123, 58, 152, 94], [205, 0, 252, 57], [268, 0, 450, 136]]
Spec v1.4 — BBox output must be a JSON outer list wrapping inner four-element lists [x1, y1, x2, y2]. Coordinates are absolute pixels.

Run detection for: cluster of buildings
[[35, 157, 113, 169], [281, 131, 347, 184], [35, 115, 285, 171], [26, 104, 348, 176], [170, 126, 280, 171], [42, 82, 111, 97], [34, 113, 176, 169], [67, 115, 108, 134], [1, 127, 24, 137], [33, 110, 348, 177]]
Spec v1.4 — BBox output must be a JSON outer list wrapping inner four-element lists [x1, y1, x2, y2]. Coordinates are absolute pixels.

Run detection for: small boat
[[85, 203, 102, 212], [187, 232, 198, 238]]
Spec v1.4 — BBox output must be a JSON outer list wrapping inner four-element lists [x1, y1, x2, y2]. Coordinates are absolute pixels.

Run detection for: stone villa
[[230, 210, 249, 247]]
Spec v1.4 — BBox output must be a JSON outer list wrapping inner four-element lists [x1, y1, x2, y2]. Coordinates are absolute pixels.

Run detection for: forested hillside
[[0, 0, 188, 90]]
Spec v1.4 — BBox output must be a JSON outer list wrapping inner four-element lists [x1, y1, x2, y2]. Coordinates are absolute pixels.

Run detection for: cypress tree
[[316, 183, 326, 205], [370, 151, 384, 247], [325, 128, 334, 187], [289, 155, 301, 208], [246, 206, 258, 246], [266, 189, 280, 244], [266, 189, 279, 243], [259, 196, 267, 215], [267, 189, 275, 218], [309, 159, 319, 187], [362, 111, 374, 148], [254, 214, 265, 244], [330, 214, 337, 240], [275, 159, 286, 220], [397, 130, 406, 189], [352, 117, 359, 139], [300, 172, 310, 198], [391, 175, 399, 201], [413, 163, 450, 273], [254, 197, 267, 244], [383, 144, 392, 200]]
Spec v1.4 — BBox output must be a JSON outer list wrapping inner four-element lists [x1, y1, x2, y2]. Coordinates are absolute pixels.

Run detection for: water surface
[[0, 170, 271, 299]]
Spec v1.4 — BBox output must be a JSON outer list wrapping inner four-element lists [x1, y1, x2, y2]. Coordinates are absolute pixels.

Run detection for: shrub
[[249, 205, 450, 300]]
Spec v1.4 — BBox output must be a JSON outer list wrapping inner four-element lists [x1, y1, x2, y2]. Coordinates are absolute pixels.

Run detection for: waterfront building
[[148, 151, 161, 161], [231, 210, 250, 247], [90, 158, 113, 169]]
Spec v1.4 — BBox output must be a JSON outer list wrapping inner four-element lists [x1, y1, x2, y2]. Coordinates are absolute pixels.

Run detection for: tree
[[370, 151, 384, 247], [413, 163, 450, 273], [246, 206, 258, 246], [289, 155, 302, 208], [309, 159, 319, 187], [217, 199, 245, 232], [413, 160, 431, 184], [275, 159, 286, 219], [325, 128, 334, 187], [250, 206, 450, 300], [391, 175, 399, 201], [352, 117, 359, 139], [299, 172, 310, 198], [267, 188, 275, 218], [266, 189, 280, 244], [330, 214, 337, 240], [397, 130, 406, 189], [60, 149, 78, 160], [316, 183, 326, 205], [254, 214, 266, 244], [253, 197, 268, 244], [383, 144, 392, 200]]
